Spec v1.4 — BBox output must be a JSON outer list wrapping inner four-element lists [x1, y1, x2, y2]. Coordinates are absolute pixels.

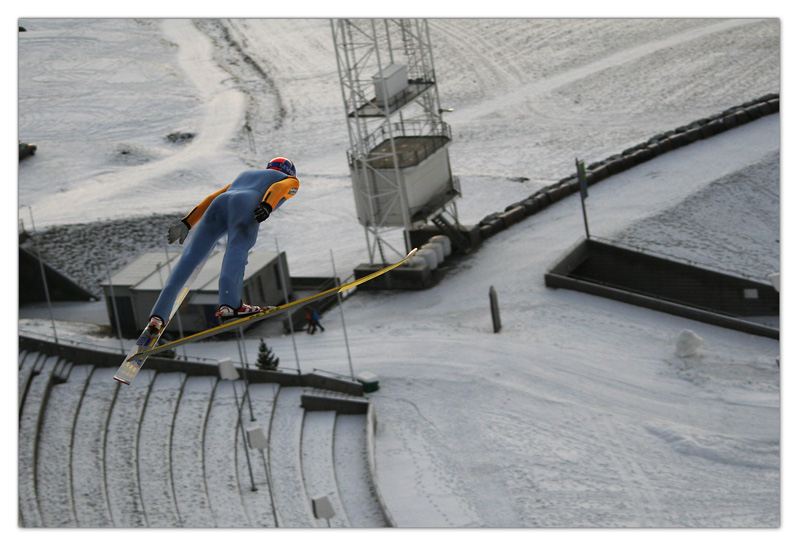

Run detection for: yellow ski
[[127, 248, 418, 362]]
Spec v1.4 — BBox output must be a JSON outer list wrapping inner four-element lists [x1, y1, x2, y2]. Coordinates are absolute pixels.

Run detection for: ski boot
[[146, 315, 165, 335], [216, 302, 275, 321]]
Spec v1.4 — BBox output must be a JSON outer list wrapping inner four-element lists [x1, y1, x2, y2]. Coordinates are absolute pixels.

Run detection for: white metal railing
[[353, 119, 451, 163]]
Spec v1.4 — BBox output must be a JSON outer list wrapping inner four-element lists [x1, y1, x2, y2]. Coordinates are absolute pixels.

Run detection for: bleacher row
[[18, 349, 390, 528]]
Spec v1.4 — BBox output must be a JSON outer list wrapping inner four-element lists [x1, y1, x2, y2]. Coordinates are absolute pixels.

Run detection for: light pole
[[218, 358, 257, 491], [26, 207, 58, 344]]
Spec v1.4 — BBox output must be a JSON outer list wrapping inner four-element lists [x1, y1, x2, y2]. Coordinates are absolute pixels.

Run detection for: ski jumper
[[149, 169, 299, 321]]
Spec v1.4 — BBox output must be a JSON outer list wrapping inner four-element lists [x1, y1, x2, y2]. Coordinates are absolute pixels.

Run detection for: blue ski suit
[[149, 169, 299, 321]]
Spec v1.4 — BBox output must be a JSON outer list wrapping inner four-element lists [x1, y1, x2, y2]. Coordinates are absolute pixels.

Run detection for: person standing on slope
[[305, 307, 325, 334], [146, 157, 299, 334]]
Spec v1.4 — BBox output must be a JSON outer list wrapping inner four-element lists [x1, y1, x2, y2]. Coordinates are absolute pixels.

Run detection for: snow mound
[[675, 329, 704, 358], [645, 423, 779, 470]]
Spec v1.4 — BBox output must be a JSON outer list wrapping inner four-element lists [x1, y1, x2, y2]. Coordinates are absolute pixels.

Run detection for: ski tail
[[114, 330, 160, 384]]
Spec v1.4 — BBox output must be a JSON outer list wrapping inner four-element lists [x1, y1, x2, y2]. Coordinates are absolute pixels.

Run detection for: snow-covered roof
[[103, 249, 281, 293]]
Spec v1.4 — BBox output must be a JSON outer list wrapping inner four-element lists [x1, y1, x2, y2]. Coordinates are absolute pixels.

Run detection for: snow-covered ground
[[13, 11, 790, 540]]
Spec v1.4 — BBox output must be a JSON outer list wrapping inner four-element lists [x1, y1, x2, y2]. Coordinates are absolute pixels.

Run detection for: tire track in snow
[[448, 19, 759, 125], [428, 20, 527, 91], [597, 413, 664, 526]]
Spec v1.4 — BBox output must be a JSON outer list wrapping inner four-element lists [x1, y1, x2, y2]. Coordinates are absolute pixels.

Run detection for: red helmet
[[267, 157, 296, 177]]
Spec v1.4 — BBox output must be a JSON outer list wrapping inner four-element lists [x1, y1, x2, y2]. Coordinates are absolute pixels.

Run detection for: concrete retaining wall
[[544, 238, 779, 339], [18, 335, 365, 395]]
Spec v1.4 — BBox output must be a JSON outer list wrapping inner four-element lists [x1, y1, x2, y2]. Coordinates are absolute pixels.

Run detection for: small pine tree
[[256, 338, 279, 371]]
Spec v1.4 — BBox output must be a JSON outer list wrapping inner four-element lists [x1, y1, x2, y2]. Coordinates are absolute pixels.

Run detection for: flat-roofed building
[[101, 249, 291, 335]]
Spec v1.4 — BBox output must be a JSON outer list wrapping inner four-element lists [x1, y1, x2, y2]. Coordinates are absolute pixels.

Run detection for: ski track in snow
[[445, 19, 760, 126], [596, 412, 664, 527]]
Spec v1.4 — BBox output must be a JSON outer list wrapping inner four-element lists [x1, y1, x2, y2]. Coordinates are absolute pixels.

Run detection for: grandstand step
[[21, 345, 387, 529], [302, 411, 350, 527], [171, 375, 217, 527], [18, 351, 42, 414], [204, 379, 250, 527], [105, 368, 155, 527], [137, 372, 186, 527], [32, 353, 50, 373], [71, 367, 118, 527], [334, 414, 389, 527], [18, 354, 59, 528], [53, 359, 72, 383], [35, 364, 93, 527], [269, 387, 317, 527]]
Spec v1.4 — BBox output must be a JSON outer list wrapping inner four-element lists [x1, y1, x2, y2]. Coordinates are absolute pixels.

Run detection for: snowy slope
[[17, 18, 781, 530]]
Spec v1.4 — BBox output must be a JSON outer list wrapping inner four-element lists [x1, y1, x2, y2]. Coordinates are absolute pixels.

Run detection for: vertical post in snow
[[219, 359, 257, 492], [104, 252, 125, 353], [163, 247, 188, 360], [576, 158, 591, 240], [235, 326, 256, 422], [27, 207, 58, 344], [275, 238, 302, 374], [330, 249, 355, 381], [489, 285, 501, 334], [229, 326, 255, 421], [236, 326, 251, 368]]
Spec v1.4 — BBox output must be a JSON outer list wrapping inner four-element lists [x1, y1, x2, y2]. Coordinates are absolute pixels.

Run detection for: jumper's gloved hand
[[254, 202, 272, 223], [167, 221, 189, 244]]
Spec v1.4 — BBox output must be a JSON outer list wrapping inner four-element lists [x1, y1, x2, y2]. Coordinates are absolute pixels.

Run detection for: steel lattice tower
[[331, 19, 461, 264]]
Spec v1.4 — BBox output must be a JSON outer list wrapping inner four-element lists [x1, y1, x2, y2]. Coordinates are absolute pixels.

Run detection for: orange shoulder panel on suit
[[181, 184, 231, 228], [262, 176, 299, 210]]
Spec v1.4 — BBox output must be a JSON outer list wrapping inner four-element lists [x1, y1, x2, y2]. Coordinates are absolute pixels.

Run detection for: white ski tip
[[407, 248, 419, 257]]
